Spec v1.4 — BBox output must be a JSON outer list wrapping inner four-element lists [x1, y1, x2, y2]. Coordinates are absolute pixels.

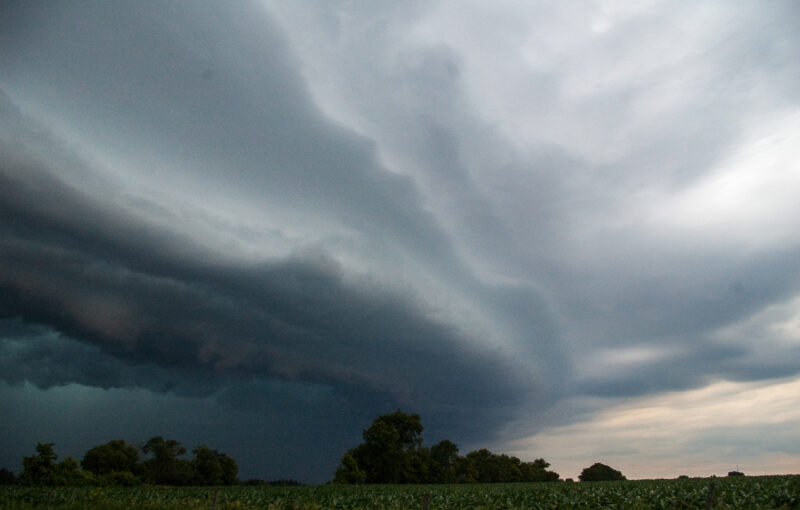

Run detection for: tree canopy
[[0, 468, 15, 485], [11, 438, 239, 487], [17, 442, 93, 486], [81, 440, 139, 477], [333, 410, 559, 484], [6, 412, 562, 486], [141, 436, 192, 485], [578, 462, 626, 482], [191, 445, 238, 486]]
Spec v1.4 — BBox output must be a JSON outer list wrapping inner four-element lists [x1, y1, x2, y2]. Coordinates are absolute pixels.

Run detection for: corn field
[[1, 475, 799, 509]]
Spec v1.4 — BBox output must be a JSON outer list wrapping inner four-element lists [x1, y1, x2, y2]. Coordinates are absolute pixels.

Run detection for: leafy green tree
[[374, 410, 424, 450], [191, 445, 238, 485], [403, 446, 431, 483], [52, 457, 95, 486], [455, 455, 478, 483], [360, 410, 424, 483], [336, 410, 425, 483], [0, 468, 16, 485], [465, 449, 498, 482], [430, 440, 459, 483], [333, 411, 558, 484], [461, 449, 558, 483], [464, 449, 525, 482], [141, 436, 192, 485], [19, 443, 94, 486], [354, 419, 402, 483], [81, 440, 140, 478], [579, 462, 626, 481], [333, 451, 366, 484], [99, 470, 142, 486], [18, 443, 58, 485], [191, 446, 222, 485], [218, 452, 238, 485], [520, 458, 560, 482]]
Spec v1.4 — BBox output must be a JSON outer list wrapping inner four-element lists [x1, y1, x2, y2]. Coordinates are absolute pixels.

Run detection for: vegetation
[[81, 440, 139, 477], [2, 409, 793, 510], [1, 476, 798, 509], [7, 438, 238, 487], [0, 468, 15, 485], [2, 410, 558, 487], [333, 410, 559, 484], [17, 443, 94, 487], [578, 462, 626, 482]]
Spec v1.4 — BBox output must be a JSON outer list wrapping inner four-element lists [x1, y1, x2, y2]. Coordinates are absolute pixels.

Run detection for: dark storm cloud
[[0, 0, 564, 463], [0, 88, 547, 479], [0, 123, 529, 429], [0, 320, 220, 396], [0, 378, 367, 483]]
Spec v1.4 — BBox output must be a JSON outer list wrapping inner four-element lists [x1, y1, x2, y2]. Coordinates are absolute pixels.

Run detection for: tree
[[100, 470, 142, 486], [191, 445, 238, 485], [430, 440, 459, 483], [18, 443, 58, 485], [403, 446, 431, 483], [335, 410, 425, 483], [218, 452, 238, 485], [359, 410, 424, 483], [81, 440, 140, 477], [141, 436, 192, 485], [0, 468, 15, 485], [579, 462, 626, 482], [355, 419, 403, 483], [19, 443, 94, 486], [332, 411, 558, 484], [520, 458, 560, 482], [452, 450, 560, 483], [455, 455, 478, 483], [52, 457, 95, 486], [333, 451, 366, 484], [465, 449, 502, 483]]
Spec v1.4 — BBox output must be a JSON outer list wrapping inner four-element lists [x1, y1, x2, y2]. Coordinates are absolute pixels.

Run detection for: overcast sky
[[2, 0, 799, 483]]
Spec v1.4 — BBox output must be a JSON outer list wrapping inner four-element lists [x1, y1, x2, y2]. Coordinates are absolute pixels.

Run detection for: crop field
[[1, 476, 799, 510]]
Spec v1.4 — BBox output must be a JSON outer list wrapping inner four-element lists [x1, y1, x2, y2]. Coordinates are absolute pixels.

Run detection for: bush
[[0, 468, 15, 485], [578, 463, 626, 482], [100, 470, 142, 486], [81, 440, 139, 476]]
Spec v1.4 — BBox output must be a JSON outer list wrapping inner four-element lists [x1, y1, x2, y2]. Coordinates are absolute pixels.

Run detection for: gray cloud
[[0, 2, 563, 480], [0, 121, 532, 422]]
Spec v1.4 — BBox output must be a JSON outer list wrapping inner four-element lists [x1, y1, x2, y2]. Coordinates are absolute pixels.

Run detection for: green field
[[2, 476, 799, 509]]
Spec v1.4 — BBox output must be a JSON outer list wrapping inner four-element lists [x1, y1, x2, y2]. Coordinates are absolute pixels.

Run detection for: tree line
[[0, 437, 239, 486], [0, 411, 631, 486], [333, 410, 561, 484]]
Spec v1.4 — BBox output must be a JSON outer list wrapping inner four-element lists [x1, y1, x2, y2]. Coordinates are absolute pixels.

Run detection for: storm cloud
[[2, 0, 800, 481]]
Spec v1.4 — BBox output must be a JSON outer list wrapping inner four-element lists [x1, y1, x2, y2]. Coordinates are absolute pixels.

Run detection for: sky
[[1, 0, 799, 483]]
